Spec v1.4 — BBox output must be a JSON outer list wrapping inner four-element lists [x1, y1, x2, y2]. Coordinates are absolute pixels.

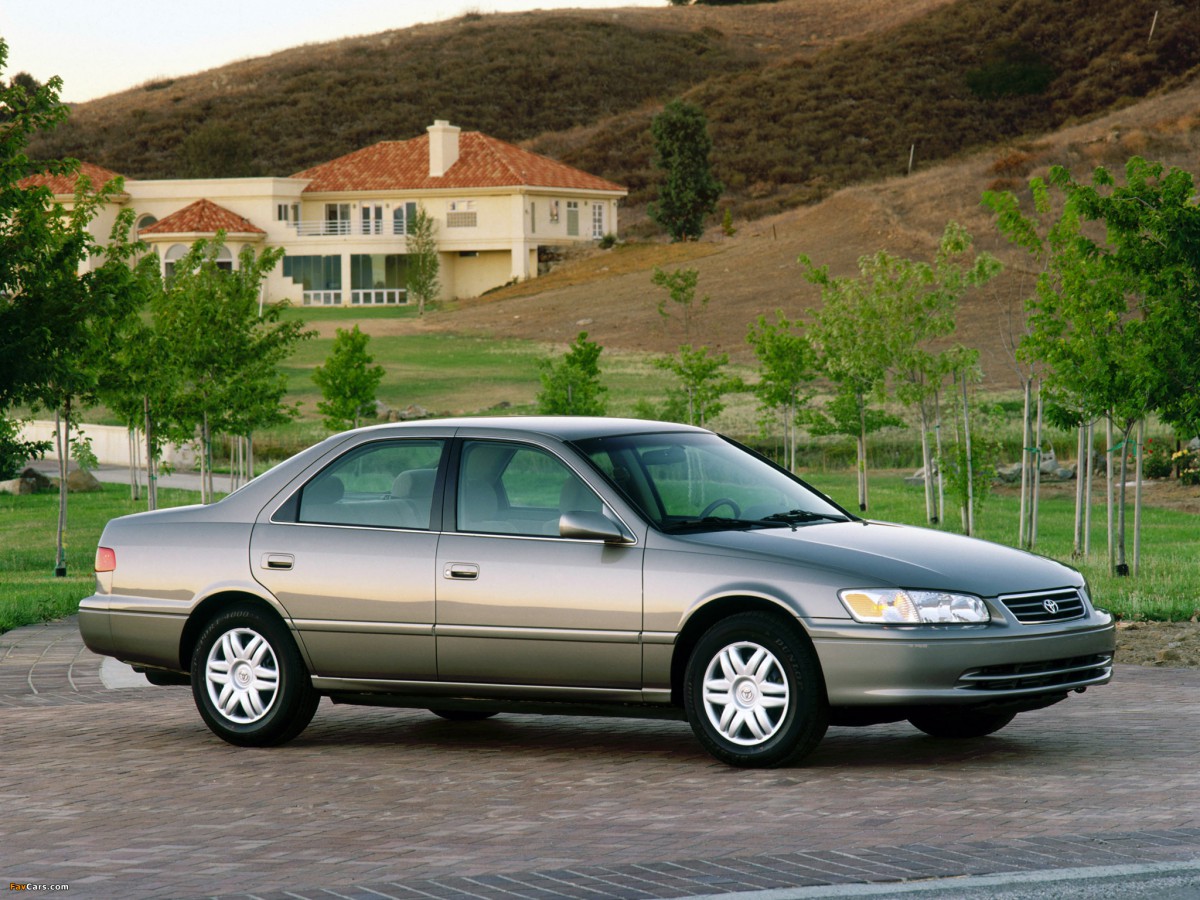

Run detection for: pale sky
[[2, 0, 664, 103]]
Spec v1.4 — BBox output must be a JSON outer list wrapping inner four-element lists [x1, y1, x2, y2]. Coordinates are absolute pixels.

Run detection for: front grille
[[1000, 588, 1086, 624], [958, 654, 1113, 692]]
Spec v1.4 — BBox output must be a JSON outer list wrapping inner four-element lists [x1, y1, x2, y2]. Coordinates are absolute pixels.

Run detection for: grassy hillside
[[536, 0, 1200, 223], [28, 0, 949, 181], [29, 0, 1199, 230]]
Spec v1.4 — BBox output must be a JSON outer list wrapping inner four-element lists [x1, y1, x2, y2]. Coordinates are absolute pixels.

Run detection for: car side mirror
[[559, 511, 634, 544]]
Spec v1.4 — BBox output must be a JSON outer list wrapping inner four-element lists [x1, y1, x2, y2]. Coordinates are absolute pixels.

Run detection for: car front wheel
[[684, 612, 828, 767], [191, 605, 319, 747]]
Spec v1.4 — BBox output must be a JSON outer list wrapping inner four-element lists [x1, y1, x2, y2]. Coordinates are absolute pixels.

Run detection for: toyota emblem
[[1043, 598, 1060, 615]]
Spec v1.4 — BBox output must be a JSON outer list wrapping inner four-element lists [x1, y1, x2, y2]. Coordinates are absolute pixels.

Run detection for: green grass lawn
[[2, 470, 1195, 636]]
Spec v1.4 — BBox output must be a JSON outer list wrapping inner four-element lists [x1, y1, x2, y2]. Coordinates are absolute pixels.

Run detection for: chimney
[[428, 120, 460, 177]]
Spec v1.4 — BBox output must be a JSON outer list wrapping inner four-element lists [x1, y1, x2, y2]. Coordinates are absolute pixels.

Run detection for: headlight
[[839, 588, 990, 624]]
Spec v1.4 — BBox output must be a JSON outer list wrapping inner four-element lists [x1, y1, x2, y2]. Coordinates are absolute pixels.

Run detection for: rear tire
[[684, 612, 828, 768], [191, 605, 318, 747], [908, 709, 1015, 739]]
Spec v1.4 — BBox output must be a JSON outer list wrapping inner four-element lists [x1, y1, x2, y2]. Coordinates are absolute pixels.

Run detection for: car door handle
[[443, 563, 479, 580], [262, 553, 295, 571]]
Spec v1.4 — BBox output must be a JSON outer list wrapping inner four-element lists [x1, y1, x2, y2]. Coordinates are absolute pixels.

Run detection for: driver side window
[[457, 441, 602, 537]]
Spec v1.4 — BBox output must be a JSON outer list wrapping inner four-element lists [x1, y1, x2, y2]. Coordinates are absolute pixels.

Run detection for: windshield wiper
[[758, 509, 849, 530], [663, 516, 764, 533]]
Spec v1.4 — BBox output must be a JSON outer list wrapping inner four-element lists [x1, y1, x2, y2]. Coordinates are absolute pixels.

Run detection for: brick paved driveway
[[2, 618, 1198, 900]]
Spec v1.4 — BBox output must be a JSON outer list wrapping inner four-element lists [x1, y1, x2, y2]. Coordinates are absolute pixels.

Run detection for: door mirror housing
[[558, 511, 633, 544]]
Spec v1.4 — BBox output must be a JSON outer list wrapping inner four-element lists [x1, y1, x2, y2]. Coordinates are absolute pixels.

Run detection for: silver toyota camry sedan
[[79, 417, 1115, 767]]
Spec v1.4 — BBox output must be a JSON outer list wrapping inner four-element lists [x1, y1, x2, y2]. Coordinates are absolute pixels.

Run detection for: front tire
[[684, 612, 828, 767], [191, 605, 318, 747], [908, 709, 1015, 739]]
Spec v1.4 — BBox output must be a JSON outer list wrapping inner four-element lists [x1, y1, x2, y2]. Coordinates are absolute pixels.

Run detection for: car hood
[[676, 520, 1082, 597]]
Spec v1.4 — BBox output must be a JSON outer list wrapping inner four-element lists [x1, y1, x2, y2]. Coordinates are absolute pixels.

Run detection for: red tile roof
[[293, 132, 625, 194], [18, 161, 124, 195], [140, 199, 265, 236]]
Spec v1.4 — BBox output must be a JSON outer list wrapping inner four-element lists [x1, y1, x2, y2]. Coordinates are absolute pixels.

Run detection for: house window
[[350, 254, 407, 304], [393, 202, 418, 235], [361, 203, 384, 235], [566, 201, 579, 236], [164, 242, 232, 283], [276, 204, 290, 222], [447, 200, 477, 228], [592, 203, 605, 239], [136, 214, 158, 232], [550, 200, 560, 223], [324, 203, 350, 235], [283, 254, 343, 304], [530, 202, 536, 234]]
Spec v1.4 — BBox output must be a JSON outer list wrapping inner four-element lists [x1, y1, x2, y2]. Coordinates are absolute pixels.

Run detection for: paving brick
[[2, 619, 1200, 899]]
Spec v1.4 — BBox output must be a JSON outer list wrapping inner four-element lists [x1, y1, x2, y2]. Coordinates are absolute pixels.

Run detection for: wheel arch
[[180, 590, 296, 672], [669, 595, 822, 707]]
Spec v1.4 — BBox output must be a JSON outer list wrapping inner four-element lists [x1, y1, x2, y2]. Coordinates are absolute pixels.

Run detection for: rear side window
[[296, 440, 445, 530]]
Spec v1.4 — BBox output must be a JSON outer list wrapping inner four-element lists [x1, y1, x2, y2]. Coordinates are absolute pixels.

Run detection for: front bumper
[[809, 616, 1116, 707]]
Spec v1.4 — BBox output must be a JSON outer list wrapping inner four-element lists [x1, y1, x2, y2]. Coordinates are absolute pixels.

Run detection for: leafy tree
[[876, 223, 1000, 524], [651, 266, 708, 342], [155, 235, 313, 502], [312, 325, 387, 431], [0, 415, 48, 480], [745, 311, 816, 472], [406, 204, 440, 315], [801, 255, 903, 512], [536, 331, 607, 416], [648, 99, 722, 241], [654, 344, 736, 428]]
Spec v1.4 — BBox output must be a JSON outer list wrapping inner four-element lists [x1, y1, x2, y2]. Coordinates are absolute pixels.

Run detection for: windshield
[[571, 431, 850, 532]]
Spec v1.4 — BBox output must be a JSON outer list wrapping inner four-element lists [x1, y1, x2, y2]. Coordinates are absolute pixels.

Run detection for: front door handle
[[262, 553, 294, 571], [443, 563, 479, 580]]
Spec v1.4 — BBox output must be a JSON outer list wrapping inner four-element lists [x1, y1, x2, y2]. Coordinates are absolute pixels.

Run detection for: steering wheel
[[699, 497, 741, 519]]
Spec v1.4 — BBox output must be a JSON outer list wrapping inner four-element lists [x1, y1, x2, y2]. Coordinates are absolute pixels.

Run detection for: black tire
[[684, 612, 828, 768], [429, 709, 498, 722], [908, 709, 1016, 739], [190, 605, 319, 747]]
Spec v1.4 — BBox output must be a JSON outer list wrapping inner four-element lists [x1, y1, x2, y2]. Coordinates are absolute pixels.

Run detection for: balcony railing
[[292, 220, 411, 237]]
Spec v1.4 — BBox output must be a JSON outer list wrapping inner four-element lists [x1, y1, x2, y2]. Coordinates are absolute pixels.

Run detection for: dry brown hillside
[[383, 75, 1200, 393]]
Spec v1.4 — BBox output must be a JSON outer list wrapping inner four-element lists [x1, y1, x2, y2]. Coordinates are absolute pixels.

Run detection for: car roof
[[349, 416, 710, 442]]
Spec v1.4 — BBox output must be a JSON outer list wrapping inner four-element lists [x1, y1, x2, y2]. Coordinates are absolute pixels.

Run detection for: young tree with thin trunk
[[536, 331, 607, 416], [746, 311, 816, 472], [313, 324, 386, 431], [406, 204, 440, 315]]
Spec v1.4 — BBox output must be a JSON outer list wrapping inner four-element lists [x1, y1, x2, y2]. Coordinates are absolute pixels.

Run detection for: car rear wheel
[[191, 606, 319, 747], [908, 709, 1016, 739], [684, 612, 828, 768]]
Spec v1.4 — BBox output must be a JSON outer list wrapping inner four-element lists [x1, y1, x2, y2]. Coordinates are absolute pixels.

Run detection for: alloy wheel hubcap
[[702, 640, 790, 746], [205, 627, 280, 724]]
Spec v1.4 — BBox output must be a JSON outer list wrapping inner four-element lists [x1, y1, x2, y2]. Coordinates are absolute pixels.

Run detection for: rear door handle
[[262, 553, 294, 571], [443, 563, 479, 580]]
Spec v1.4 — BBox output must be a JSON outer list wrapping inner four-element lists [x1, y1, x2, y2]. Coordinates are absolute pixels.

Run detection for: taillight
[[95, 547, 116, 573]]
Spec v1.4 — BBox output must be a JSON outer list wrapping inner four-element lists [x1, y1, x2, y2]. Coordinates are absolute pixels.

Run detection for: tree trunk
[[919, 403, 935, 524], [128, 427, 141, 502], [1084, 420, 1093, 557], [1072, 423, 1085, 558], [144, 396, 157, 511], [1018, 379, 1031, 548], [933, 388, 945, 526], [961, 373, 975, 537], [1133, 418, 1144, 577], [1106, 415, 1115, 574], [1030, 385, 1043, 548], [54, 405, 70, 577], [856, 392, 868, 512], [1115, 422, 1130, 576]]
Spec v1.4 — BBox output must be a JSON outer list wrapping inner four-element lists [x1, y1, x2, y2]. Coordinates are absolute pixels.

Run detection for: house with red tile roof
[[24, 121, 626, 306]]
